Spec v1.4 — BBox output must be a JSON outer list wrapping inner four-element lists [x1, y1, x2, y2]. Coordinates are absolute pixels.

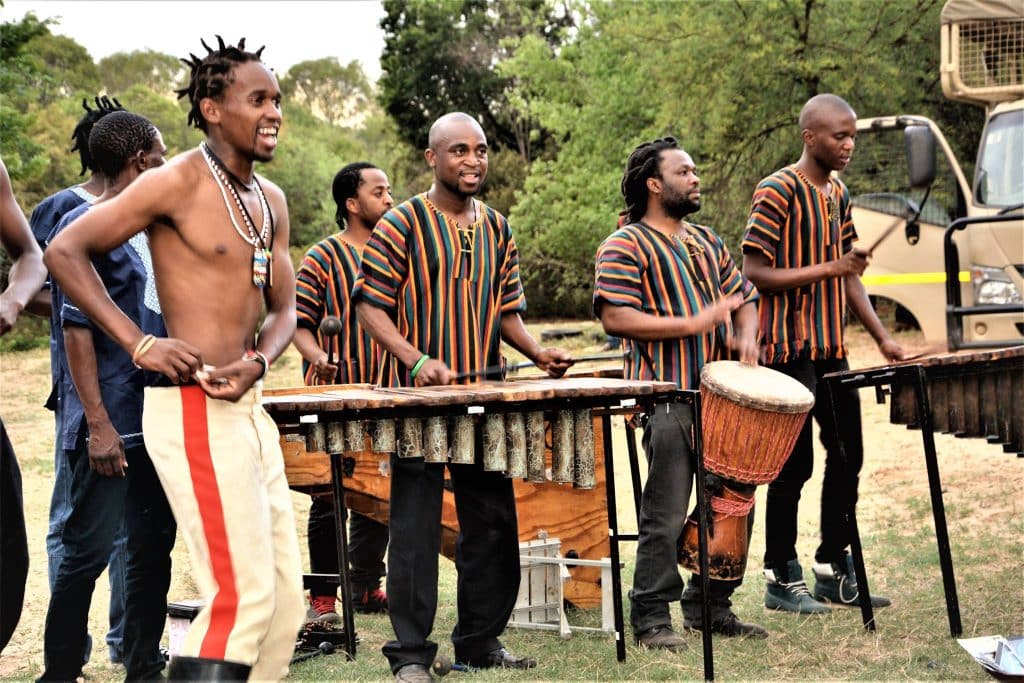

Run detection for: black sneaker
[[764, 560, 831, 615], [812, 555, 892, 608], [462, 647, 537, 669], [635, 625, 688, 652], [683, 611, 769, 639], [394, 663, 434, 682]]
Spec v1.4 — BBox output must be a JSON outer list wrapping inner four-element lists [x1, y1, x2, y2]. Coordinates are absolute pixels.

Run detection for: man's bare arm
[[742, 249, 867, 295], [293, 327, 337, 384], [64, 326, 126, 477], [0, 160, 47, 334], [357, 301, 451, 386], [499, 312, 572, 378], [845, 274, 905, 362], [599, 296, 743, 341]]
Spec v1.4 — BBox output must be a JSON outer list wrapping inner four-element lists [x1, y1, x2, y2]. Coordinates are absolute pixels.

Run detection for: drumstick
[[450, 352, 627, 382], [866, 215, 904, 256]]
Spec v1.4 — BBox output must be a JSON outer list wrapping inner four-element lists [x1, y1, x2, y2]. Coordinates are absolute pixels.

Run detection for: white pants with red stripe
[[143, 384, 304, 681]]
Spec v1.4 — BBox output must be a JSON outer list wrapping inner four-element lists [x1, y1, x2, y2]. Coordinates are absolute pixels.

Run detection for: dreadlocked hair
[[88, 111, 159, 179], [620, 136, 680, 225], [332, 162, 377, 229], [176, 35, 266, 132], [71, 95, 124, 176]]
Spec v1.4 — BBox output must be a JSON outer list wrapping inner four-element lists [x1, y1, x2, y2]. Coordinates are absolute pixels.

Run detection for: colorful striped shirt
[[742, 166, 857, 363], [352, 194, 526, 387], [295, 233, 378, 385], [593, 221, 758, 390]]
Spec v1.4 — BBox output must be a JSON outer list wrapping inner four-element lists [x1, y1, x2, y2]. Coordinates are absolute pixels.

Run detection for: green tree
[[505, 0, 982, 317], [281, 58, 372, 127], [378, 0, 570, 160], [99, 49, 187, 96]]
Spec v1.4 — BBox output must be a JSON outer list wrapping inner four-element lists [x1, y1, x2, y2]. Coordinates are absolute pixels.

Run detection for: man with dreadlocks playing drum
[[45, 37, 304, 681], [594, 137, 767, 650]]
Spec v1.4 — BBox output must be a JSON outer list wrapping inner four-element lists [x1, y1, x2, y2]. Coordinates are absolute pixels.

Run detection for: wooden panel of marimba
[[884, 346, 1023, 455], [264, 377, 677, 607]]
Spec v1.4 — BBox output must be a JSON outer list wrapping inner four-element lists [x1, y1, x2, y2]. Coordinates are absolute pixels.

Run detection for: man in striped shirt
[[354, 112, 571, 682], [743, 94, 904, 615], [595, 137, 765, 650], [293, 162, 393, 622]]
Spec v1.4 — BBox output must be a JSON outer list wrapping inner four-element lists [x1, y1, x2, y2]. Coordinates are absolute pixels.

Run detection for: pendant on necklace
[[253, 248, 272, 288]]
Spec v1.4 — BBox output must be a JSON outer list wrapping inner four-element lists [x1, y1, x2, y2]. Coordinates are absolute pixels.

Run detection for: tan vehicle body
[[844, 0, 1023, 349]]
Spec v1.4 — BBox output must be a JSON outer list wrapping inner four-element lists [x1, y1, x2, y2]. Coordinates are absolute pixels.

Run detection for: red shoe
[[355, 586, 388, 614], [307, 594, 341, 624]]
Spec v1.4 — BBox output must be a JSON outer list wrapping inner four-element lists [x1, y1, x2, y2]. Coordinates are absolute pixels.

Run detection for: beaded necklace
[[201, 142, 274, 287]]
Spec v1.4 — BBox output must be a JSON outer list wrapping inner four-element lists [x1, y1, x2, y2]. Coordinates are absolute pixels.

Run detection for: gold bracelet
[[132, 334, 157, 368]]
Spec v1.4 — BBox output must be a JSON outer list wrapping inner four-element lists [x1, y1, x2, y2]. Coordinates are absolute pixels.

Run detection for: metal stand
[[328, 451, 358, 657], [611, 390, 715, 680], [823, 364, 962, 637]]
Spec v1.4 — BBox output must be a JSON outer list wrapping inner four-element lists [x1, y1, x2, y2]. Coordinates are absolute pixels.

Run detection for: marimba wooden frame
[[272, 386, 720, 680]]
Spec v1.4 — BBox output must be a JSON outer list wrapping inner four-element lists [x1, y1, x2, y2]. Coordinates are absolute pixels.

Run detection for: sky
[[3, 0, 387, 80]]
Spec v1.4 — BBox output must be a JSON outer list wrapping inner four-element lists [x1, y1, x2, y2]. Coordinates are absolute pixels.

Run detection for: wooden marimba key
[[886, 346, 1023, 455]]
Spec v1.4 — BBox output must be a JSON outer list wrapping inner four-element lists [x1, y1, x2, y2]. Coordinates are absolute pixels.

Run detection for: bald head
[[799, 94, 855, 131], [428, 112, 485, 151]]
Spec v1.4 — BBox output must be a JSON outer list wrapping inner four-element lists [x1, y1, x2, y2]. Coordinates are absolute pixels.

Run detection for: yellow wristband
[[132, 334, 157, 368]]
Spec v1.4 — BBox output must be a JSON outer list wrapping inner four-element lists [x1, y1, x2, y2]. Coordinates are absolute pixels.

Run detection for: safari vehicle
[[840, 0, 1023, 350]]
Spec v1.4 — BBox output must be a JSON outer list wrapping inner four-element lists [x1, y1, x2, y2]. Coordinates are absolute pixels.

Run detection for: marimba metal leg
[[329, 451, 357, 657]]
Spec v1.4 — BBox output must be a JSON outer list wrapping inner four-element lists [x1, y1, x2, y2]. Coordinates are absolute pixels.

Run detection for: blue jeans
[[39, 444, 175, 681], [46, 425, 127, 663]]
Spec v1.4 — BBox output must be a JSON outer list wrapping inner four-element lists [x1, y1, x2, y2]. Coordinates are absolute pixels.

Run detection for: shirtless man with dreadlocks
[[45, 36, 304, 681]]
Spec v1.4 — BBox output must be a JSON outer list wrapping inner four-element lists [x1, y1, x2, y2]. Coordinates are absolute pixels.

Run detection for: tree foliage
[[378, 0, 571, 160], [98, 49, 187, 96], [281, 57, 372, 127], [505, 0, 984, 317]]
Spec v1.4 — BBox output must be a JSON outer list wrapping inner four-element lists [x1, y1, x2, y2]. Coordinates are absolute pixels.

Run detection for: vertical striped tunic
[[742, 166, 857, 363], [593, 221, 758, 390], [295, 234, 378, 385], [353, 194, 526, 388]]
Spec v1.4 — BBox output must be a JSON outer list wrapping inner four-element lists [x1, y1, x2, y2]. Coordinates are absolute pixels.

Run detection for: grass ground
[[1, 322, 1021, 681]]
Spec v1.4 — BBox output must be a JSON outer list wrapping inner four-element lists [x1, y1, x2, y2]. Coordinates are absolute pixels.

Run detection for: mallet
[[319, 315, 343, 365]]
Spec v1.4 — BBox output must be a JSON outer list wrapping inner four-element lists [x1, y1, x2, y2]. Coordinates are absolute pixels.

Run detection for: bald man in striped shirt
[[355, 112, 571, 682]]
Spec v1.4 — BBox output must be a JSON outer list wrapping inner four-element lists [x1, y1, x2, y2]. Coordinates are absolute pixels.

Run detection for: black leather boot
[[166, 655, 251, 681]]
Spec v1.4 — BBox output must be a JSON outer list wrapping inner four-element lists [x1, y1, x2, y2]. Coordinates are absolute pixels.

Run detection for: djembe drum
[[678, 361, 814, 580]]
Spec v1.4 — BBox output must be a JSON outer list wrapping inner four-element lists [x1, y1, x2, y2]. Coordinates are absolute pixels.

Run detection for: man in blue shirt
[[38, 110, 176, 682], [28, 95, 131, 667]]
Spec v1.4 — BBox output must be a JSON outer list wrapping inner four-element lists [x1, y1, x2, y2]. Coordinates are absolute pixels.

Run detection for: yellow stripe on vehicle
[[862, 271, 971, 285]]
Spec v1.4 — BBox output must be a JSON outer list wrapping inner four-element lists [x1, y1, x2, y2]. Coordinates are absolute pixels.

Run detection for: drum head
[[700, 361, 814, 413]]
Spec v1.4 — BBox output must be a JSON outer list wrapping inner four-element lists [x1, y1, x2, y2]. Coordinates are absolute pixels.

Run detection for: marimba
[[263, 376, 680, 662], [822, 345, 1024, 637]]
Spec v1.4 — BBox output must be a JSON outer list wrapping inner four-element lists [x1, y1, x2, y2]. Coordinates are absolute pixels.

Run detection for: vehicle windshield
[[975, 108, 1024, 208]]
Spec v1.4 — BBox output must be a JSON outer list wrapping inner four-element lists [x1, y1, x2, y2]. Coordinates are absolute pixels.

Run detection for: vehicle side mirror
[[904, 125, 936, 189], [905, 220, 920, 245]]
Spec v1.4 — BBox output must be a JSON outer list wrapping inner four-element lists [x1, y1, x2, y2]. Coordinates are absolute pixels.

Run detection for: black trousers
[[38, 444, 176, 681], [630, 403, 744, 634], [0, 419, 28, 653], [307, 497, 389, 595], [382, 455, 519, 673], [764, 356, 863, 568]]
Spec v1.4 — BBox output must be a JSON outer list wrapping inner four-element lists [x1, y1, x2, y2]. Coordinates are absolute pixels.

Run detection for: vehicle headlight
[[971, 265, 1023, 304]]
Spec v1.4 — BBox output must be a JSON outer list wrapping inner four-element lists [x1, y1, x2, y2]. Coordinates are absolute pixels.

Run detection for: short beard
[[438, 175, 480, 199], [663, 195, 700, 220]]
